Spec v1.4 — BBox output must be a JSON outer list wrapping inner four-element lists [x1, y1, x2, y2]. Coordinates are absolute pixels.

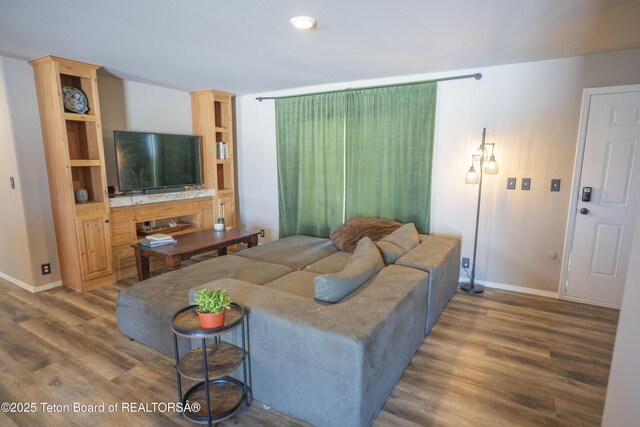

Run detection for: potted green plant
[[193, 288, 232, 329]]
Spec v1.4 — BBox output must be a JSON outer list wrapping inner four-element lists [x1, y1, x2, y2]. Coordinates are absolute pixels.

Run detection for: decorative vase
[[74, 187, 88, 203], [197, 309, 225, 329]]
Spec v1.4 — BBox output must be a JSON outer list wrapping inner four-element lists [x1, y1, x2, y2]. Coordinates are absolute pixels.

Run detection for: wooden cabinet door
[[77, 213, 114, 281], [216, 195, 236, 228]]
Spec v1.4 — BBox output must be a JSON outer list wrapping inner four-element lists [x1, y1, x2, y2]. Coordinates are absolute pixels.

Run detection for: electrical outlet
[[507, 177, 517, 190], [461, 257, 470, 269], [41, 263, 51, 275], [259, 229, 265, 238], [522, 178, 531, 190], [10, 177, 15, 189], [550, 179, 561, 192]]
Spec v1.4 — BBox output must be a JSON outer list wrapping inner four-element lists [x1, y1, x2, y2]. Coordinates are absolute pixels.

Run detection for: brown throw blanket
[[330, 216, 404, 252]]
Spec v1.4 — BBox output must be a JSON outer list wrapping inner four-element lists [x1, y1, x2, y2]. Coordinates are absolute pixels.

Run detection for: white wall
[[98, 75, 192, 187], [0, 57, 34, 286], [602, 207, 640, 426], [235, 96, 279, 242], [122, 80, 192, 134], [0, 56, 61, 290], [236, 48, 640, 293], [98, 75, 127, 187]]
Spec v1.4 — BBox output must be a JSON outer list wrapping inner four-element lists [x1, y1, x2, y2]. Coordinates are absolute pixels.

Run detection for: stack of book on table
[[140, 233, 177, 248]]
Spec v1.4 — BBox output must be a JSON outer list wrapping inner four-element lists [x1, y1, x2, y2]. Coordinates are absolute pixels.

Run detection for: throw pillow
[[375, 223, 420, 264], [330, 216, 403, 252], [314, 237, 384, 303]]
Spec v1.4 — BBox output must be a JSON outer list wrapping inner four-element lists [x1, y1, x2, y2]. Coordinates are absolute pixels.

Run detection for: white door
[[566, 89, 640, 306]]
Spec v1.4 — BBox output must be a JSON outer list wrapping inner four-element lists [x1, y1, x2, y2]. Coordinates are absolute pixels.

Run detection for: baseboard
[[33, 280, 63, 293], [458, 276, 559, 299], [0, 271, 62, 293], [562, 295, 620, 309]]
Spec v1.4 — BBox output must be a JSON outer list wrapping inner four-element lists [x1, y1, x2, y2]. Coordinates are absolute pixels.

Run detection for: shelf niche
[[214, 100, 230, 129], [215, 131, 231, 161], [135, 214, 200, 239], [59, 73, 96, 117], [66, 120, 101, 160], [71, 166, 104, 204], [216, 164, 234, 191]]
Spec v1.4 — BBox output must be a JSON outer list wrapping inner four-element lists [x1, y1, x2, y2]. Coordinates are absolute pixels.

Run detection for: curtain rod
[[255, 72, 482, 102]]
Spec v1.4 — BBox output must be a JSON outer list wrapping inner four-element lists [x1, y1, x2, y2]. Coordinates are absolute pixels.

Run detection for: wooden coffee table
[[132, 229, 260, 281]]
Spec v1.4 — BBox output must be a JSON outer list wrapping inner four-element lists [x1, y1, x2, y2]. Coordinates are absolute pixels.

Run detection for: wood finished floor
[[0, 260, 618, 426]]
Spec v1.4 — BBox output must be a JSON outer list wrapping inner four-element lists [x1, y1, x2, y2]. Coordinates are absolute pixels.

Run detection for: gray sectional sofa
[[116, 234, 460, 426]]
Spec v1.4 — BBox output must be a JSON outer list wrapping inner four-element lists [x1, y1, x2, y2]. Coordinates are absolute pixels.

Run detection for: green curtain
[[345, 83, 437, 233], [276, 92, 345, 237], [275, 82, 437, 237]]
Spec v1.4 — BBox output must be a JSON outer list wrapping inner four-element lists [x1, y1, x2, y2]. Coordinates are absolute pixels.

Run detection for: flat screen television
[[114, 130, 202, 192]]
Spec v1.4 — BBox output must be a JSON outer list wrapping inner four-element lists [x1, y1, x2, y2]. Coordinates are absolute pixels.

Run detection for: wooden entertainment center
[[31, 55, 238, 290], [110, 192, 216, 280]]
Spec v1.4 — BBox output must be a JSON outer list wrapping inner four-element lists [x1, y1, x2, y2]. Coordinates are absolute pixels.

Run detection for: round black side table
[[171, 303, 250, 426]]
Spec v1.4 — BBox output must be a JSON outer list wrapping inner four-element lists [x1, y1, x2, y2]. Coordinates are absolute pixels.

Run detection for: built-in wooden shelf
[[70, 159, 101, 167], [64, 112, 97, 122], [31, 55, 114, 292], [191, 89, 237, 228]]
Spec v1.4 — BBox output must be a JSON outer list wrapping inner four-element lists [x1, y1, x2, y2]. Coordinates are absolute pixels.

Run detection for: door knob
[[580, 208, 589, 215]]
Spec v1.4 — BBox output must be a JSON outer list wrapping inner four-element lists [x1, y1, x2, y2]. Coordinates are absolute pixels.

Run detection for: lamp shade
[[465, 166, 479, 184], [484, 155, 499, 174]]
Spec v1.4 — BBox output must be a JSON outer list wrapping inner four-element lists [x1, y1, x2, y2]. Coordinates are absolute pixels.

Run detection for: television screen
[[114, 131, 202, 191]]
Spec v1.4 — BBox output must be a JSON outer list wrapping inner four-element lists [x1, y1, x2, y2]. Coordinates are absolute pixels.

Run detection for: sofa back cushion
[[375, 223, 420, 264], [314, 237, 384, 303]]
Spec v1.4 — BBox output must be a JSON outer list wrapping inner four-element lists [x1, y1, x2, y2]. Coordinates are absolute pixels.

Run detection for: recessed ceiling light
[[290, 16, 316, 30]]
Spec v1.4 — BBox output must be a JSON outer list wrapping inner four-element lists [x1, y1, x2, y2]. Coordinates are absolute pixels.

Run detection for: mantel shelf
[[64, 112, 97, 122]]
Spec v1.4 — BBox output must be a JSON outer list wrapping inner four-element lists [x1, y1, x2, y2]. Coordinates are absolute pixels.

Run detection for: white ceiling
[[1, 0, 639, 95]]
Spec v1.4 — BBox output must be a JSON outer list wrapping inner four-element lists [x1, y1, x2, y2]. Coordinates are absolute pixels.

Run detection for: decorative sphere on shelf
[[75, 187, 88, 203]]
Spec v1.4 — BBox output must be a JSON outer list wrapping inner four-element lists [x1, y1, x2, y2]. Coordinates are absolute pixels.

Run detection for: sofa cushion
[[263, 271, 319, 299], [116, 255, 292, 356], [376, 223, 421, 264], [396, 234, 459, 274], [235, 235, 337, 270], [314, 237, 385, 303], [305, 251, 352, 274], [330, 216, 403, 252], [397, 234, 461, 332]]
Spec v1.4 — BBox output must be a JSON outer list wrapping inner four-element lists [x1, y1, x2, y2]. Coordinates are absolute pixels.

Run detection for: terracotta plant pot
[[197, 309, 225, 329]]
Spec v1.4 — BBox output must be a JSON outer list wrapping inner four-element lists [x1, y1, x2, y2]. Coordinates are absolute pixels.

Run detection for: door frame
[[559, 84, 640, 308]]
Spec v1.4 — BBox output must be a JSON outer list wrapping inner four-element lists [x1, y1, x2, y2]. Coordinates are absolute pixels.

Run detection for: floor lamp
[[460, 128, 499, 294]]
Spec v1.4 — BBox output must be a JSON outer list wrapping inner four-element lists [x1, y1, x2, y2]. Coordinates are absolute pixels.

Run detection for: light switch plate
[[507, 177, 517, 190], [522, 178, 531, 190], [550, 179, 561, 192]]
